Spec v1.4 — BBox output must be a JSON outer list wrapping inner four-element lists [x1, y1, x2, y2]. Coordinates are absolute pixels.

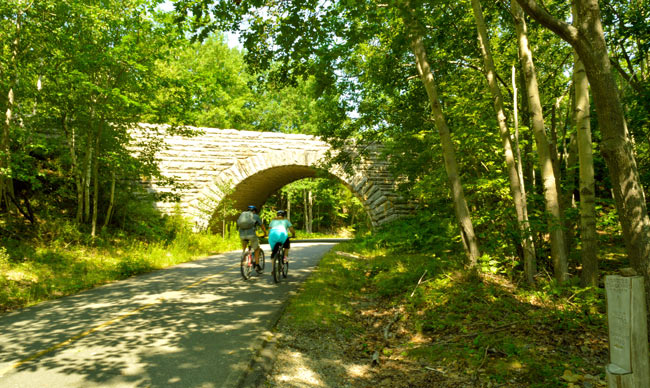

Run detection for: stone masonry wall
[[134, 124, 414, 229]]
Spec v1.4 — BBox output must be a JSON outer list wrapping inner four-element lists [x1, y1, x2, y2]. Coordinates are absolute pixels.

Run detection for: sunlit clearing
[[276, 351, 324, 386], [346, 364, 370, 378]]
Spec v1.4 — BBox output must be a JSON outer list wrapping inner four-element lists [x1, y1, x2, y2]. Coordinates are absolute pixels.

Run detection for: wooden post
[[605, 275, 650, 387]]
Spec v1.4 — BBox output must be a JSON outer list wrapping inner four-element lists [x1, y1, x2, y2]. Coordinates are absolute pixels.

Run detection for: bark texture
[[574, 52, 598, 287], [513, 0, 569, 282], [515, 0, 650, 317], [409, 33, 481, 266], [471, 0, 536, 283]]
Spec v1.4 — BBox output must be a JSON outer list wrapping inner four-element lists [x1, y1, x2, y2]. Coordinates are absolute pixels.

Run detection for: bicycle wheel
[[256, 249, 265, 274], [281, 249, 288, 278], [272, 245, 282, 283], [241, 250, 252, 280]]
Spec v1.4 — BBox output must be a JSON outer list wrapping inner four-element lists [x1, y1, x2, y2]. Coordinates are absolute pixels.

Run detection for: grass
[[0, 219, 241, 312], [276, 240, 610, 387]]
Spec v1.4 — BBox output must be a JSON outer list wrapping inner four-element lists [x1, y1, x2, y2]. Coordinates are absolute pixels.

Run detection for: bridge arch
[[138, 125, 413, 230], [190, 149, 397, 230]]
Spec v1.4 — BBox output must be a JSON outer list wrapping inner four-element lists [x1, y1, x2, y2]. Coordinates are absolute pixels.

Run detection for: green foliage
[[0, 214, 239, 312], [263, 176, 370, 235], [277, 232, 608, 387], [0, 246, 8, 268], [356, 211, 458, 253]]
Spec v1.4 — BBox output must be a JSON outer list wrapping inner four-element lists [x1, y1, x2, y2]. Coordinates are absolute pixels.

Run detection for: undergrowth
[[0, 214, 240, 312], [279, 215, 610, 387]]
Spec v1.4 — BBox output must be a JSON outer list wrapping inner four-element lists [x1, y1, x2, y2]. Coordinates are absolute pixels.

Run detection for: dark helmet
[[277, 210, 286, 217], [247, 205, 257, 212]]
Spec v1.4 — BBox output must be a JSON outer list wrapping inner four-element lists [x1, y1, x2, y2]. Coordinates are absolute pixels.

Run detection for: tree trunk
[[512, 0, 569, 282], [83, 144, 92, 223], [307, 189, 313, 234], [303, 188, 309, 234], [407, 31, 481, 266], [222, 203, 226, 238], [572, 8, 598, 287], [61, 114, 85, 223], [91, 123, 103, 238], [103, 170, 116, 230], [562, 128, 579, 253], [471, 0, 536, 283], [1, 85, 15, 216], [515, 0, 650, 313], [513, 66, 528, 213], [1, 5, 23, 217], [287, 192, 291, 221]]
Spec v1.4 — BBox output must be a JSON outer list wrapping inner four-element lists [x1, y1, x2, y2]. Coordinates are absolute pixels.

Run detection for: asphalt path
[[0, 241, 342, 388]]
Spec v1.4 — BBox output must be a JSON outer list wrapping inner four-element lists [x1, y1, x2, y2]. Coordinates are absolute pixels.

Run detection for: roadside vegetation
[[1, 1, 648, 385], [0, 177, 361, 313], [269, 213, 617, 387], [0, 214, 240, 312]]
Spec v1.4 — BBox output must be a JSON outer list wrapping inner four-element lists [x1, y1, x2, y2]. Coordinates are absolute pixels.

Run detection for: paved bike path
[[0, 242, 338, 388]]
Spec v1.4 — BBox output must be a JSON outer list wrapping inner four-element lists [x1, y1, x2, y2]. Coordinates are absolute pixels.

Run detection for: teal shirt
[[269, 219, 292, 231]]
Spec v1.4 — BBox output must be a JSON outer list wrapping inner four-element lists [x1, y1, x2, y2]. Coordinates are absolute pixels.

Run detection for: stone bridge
[[135, 125, 414, 230]]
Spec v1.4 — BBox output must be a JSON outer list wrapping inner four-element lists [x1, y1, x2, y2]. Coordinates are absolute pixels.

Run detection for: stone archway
[[136, 125, 413, 230], [189, 149, 401, 230]]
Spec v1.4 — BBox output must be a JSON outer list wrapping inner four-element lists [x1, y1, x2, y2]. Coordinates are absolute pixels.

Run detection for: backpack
[[237, 211, 256, 229]]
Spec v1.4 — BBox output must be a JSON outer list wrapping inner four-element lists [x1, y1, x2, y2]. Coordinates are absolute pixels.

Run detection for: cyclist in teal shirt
[[268, 210, 295, 262]]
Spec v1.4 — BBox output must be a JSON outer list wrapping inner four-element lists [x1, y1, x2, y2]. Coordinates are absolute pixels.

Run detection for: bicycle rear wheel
[[282, 252, 288, 278], [272, 245, 282, 283], [241, 250, 253, 280]]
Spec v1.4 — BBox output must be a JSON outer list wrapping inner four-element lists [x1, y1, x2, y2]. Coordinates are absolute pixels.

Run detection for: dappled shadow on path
[[0, 243, 331, 387]]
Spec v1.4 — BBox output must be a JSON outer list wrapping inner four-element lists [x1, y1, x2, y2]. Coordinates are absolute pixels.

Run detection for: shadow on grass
[[267, 245, 609, 388]]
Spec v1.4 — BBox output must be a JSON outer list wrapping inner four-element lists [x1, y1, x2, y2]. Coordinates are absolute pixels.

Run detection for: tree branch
[[610, 58, 642, 94], [514, 0, 579, 46]]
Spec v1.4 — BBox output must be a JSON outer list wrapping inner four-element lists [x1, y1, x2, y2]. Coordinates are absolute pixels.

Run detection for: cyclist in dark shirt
[[238, 205, 267, 271]]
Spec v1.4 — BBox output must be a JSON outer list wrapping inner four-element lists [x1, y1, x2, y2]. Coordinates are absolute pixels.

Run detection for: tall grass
[[0, 216, 241, 312]]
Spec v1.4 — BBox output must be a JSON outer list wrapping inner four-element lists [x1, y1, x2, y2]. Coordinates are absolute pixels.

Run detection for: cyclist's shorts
[[268, 228, 288, 252], [240, 234, 260, 250]]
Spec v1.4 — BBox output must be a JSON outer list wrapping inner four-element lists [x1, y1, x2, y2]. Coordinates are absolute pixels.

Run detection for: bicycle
[[241, 239, 265, 280], [271, 242, 288, 283]]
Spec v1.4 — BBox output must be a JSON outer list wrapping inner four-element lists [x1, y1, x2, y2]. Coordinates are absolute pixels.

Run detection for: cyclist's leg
[[283, 238, 290, 262], [271, 242, 281, 259], [240, 236, 248, 251], [250, 235, 261, 265]]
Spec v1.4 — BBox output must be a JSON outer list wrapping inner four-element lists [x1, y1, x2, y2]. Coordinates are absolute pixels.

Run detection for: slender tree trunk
[[1, 5, 23, 217], [287, 192, 291, 221], [550, 93, 565, 192], [513, 66, 528, 210], [62, 114, 85, 223], [103, 170, 116, 230], [83, 144, 92, 223], [572, 11, 598, 287], [408, 32, 481, 266], [91, 123, 103, 238], [515, 0, 650, 311], [518, 67, 537, 197], [1, 83, 14, 215], [562, 128, 579, 252], [303, 188, 309, 234], [307, 188, 313, 233], [222, 203, 226, 238], [471, 0, 536, 283], [512, 0, 569, 282], [552, 91, 578, 255]]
